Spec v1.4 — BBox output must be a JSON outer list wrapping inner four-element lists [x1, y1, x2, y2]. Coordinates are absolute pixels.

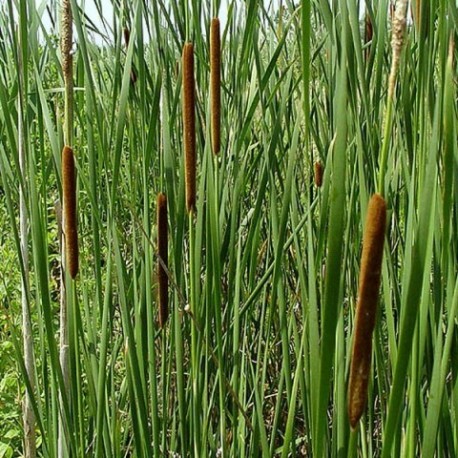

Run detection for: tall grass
[[0, 0, 457, 456]]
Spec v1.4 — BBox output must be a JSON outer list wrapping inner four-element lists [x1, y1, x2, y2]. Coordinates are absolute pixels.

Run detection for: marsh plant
[[0, 0, 457, 457]]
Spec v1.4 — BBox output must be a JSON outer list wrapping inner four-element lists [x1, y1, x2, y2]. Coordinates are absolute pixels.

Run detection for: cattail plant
[[348, 193, 387, 429], [182, 42, 196, 213], [210, 18, 221, 155], [388, 0, 408, 99], [60, 0, 77, 282], [157, 193, 168, 328], [17, 26, 37, 458], [61, 0, 73, 138], [59, 2, 74, 455], [378, 0, 408, 195], [62, 145, 78, 278], [123, 27, 130, 48], [314, 160, 323, 187]]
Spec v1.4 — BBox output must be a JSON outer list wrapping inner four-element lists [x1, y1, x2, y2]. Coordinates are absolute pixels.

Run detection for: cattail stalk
[[210, 18, 221, 155], [377, 0, 408, 196], [183, 43, 201, 450], [62, 146, 78, 278], [59, 1, 74, 456], [157, 193, 168, 328], [60, 0, 77, 274], [18, 27, 37, 458], [182, 42, 196, 213], [61, 0, 73, 145], [348, 194, 387, 429], [314, 160, 323, 187]]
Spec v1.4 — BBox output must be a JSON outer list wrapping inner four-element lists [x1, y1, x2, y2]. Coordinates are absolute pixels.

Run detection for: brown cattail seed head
[[348, 193, 387, 429], [210, 18, 221, 155], [314, 161, 323, 187], [123, 27, 130, 46], [157, 193, 168, 328], [61, 0, 73, 82], [62, 146, 78, 279], [182, 42, 196, 213]]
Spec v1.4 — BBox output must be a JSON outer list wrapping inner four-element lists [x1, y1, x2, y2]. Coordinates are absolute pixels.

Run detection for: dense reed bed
[[0, 1, 457, 456]]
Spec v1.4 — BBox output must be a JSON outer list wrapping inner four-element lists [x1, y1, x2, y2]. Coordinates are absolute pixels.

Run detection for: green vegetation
[[0, 0, 457, 456]]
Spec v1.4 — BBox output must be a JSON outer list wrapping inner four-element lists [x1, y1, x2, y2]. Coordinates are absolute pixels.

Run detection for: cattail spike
[[157, 193, 168, 328], [61, 0, 73, 83], [389, 1, 395, 22], [62, 146, 78, 279], [391, 0, 408, 56], [388, 0, 408, 98], [123, 27, 130, 47], [348, 193, 387, 429], [182, 42, 196, 213], [210, 18, 221, 155], [314, 161, 323, 187]]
